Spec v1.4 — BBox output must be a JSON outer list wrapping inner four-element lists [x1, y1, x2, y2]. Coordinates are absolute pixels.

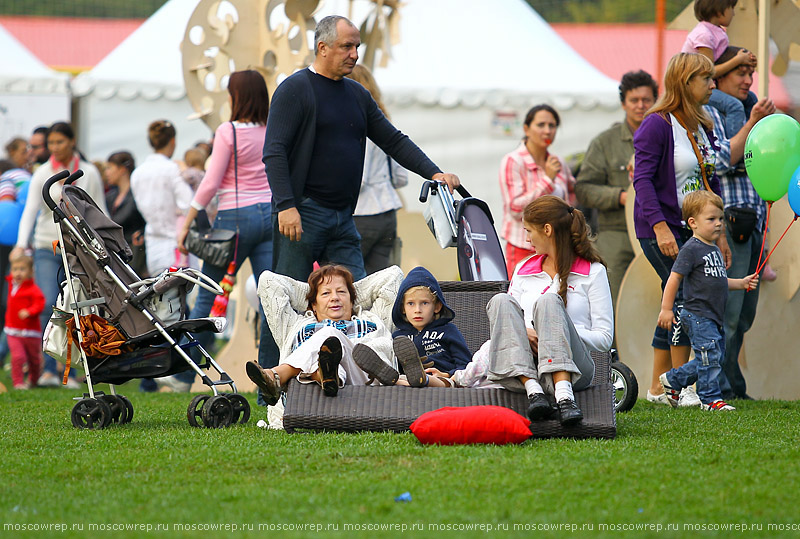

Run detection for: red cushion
[[410, 406, 532, 445]]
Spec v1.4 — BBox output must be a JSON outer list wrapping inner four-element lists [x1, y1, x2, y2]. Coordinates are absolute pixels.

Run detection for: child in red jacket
[[5, 253, 44, 389]]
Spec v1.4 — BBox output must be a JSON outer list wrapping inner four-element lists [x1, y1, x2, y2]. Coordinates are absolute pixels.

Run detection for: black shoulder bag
[[184, 122, 240, 266]]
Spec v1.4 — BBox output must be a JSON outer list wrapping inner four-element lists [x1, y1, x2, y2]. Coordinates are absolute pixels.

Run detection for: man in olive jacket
[[575, 70, 658, 311]]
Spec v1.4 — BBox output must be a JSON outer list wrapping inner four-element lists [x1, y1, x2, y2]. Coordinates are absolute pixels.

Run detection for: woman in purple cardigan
[[632, 52, 730, 407]]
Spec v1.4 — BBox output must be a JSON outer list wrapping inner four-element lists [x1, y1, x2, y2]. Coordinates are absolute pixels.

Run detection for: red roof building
[[0, 16, 143, 73]]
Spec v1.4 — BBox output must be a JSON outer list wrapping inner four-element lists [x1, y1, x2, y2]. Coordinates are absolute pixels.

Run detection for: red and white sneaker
[[701, 399, 736, 411], [658, 373, 680, 408]]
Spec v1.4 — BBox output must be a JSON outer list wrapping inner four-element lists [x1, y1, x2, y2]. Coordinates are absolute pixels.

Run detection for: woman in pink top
[[499, 104, 576, 277], [176, 70, 273, 390]]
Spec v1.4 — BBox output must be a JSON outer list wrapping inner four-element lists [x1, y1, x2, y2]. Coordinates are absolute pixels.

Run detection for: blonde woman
[[346, 65, 408, 274], [632, 52, 730, 407]]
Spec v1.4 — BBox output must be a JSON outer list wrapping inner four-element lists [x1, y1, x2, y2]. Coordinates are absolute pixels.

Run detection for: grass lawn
[[1, 375, 799, 538]]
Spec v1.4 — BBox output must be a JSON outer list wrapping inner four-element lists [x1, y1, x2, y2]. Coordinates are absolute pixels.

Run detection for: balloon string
[[754, 201, 772, 274], [755, 215, 797, 276]]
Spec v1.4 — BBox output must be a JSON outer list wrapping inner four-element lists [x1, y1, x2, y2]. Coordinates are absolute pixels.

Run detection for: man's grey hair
[[314, 15, 355, 55]]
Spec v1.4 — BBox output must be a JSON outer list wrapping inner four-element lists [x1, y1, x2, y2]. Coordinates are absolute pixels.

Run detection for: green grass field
[[1, 379, 799, 538]]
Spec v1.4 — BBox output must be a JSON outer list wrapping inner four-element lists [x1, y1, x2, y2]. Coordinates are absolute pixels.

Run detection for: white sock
[[555, 380, 574, 402], [524, 378, 544, 397]]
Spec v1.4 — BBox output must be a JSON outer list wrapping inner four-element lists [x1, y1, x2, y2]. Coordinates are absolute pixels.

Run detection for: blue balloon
[[788, 165, 800, 217], [15, 180, 29, 205], [0, 200, 23, 246]]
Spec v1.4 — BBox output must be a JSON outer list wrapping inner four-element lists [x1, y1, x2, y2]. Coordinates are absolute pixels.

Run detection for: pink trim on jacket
[[515, 254, 591, 277]]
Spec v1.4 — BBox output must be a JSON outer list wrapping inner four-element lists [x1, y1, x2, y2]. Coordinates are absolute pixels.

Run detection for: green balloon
[[744, 114, 800, 202]]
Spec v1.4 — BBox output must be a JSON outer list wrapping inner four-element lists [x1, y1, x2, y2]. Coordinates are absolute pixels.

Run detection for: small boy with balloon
[[657, 190, 759, 412]]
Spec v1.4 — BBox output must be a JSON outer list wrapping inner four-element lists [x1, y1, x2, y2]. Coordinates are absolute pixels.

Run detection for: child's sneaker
[[701, 399, 736, 411], [658, 373, 680, 408], [678, 386, 701, 407], [646, 390, 673, 407]]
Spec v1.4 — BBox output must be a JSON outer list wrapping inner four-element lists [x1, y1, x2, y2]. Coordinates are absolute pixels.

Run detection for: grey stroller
[[42, 170, 250, 429]]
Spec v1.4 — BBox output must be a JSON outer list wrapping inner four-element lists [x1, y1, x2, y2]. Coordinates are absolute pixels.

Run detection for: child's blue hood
[[391, 266, 456, 330]]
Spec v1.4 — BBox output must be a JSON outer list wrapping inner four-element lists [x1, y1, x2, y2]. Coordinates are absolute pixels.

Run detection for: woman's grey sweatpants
[[486, 293, 594, 395]]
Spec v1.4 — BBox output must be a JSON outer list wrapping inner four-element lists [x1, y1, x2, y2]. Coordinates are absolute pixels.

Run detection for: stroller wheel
[[611, 361, 639, 413], [226, 394, 251, 424], [71, 398, 112, 430], [119, 396, 134, 424], [202, 395, 234, 428], [187, 395, 210, 428], [99, 394, 126, 424]]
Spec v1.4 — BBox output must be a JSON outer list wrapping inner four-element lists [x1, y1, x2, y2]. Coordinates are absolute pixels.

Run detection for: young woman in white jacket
[[486, 195, 613, 425]]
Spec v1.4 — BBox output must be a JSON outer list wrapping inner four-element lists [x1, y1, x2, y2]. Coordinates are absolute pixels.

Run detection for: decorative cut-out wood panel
[[181, 0, 403, 131]]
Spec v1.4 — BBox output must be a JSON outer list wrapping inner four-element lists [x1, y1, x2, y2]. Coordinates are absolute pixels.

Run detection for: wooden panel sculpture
[[181, 0, 402, 131], [181, 0, 319, 131]]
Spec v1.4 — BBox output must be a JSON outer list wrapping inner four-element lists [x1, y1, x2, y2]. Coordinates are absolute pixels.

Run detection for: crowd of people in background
[[0, 3, 782, 415]]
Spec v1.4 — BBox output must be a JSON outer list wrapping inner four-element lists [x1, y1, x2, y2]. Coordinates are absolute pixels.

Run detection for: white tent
[[71, 0, 212, 164], [316, 0, 622, 220], [0, 24, 70, 148], [72, 0, 623, 218]]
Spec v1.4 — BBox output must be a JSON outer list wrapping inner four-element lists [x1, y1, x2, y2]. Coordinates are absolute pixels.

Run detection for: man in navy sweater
[[263, 15, 460, 283]]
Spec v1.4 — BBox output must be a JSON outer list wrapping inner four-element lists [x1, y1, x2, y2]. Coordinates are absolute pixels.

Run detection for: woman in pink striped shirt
[[175, 70, 273, 391], [499, 104, 576, 277]]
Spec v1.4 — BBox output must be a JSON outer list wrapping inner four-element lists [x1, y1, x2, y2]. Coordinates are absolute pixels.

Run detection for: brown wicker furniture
[[283, 281, 616, 439]]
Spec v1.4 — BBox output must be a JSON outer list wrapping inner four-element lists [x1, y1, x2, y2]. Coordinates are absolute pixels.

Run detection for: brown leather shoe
[[245, 361, 281, 406]]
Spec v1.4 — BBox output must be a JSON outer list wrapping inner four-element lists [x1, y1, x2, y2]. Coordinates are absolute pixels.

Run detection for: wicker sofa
[[283, 280, 616, 439]]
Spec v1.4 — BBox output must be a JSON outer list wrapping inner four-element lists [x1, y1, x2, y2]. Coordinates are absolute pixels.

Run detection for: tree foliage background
[[0, 0, 690, 22]]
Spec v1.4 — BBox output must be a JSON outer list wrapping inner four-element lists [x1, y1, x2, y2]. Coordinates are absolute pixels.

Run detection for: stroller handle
[[42, 170, 71, 211], [419, 180, 471, 203], [64, 170, 84, 185], [42, 169, 84, 211]]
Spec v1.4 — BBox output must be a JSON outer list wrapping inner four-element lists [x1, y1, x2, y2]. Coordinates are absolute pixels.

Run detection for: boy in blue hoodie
[[353, 266, 471, 387]]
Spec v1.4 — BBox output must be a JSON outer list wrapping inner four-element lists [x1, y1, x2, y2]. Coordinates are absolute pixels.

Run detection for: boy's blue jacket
[[391, 267, 472, 375]]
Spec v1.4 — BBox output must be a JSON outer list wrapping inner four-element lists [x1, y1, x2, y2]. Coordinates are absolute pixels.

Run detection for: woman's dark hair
[[107, 151, 135, 175], [619, 70, 659, 103], [48, 121, 75, 141], [306, 265, 357, 314], [147, 119, 176, 151], [229, 70, 269, 125], [694, 0, 737, 22], [523, 196, 604, 306], [524, 104, 560, 128], [714, 45, 745, 72]]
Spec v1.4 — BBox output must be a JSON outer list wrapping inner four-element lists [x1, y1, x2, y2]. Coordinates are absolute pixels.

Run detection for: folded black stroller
[[419, 181, 508, 281], [42, 170, 250, 429]]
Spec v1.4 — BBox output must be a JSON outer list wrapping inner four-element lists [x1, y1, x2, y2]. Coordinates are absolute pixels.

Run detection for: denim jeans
[[272, 198, 366, 281], [34, 248, 65, 376], [720, 227, 761, 398], [175, 203, 274, 385], [638, 228, 692, 350], [664, 309, 725, 404]]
